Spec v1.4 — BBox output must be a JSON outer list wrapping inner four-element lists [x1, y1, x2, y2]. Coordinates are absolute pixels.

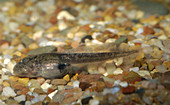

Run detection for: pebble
[[142, 95, 153, 105], [155, 65, 167, 73], [27, 46, 57, 55], [73, 80, 80, 88], [57, 11, 76, 20], [113, 68, 123, 75], [21, 36, 34, 48], [14, 95, 26, 102], [41, 82, 52, 92], [51, 79, 67, 85], [129, 67, 139, 72], [103, 86, 120, 95], [81, 96, 93, 104], [114, 36, 128, 45], [2, 86, 16, 97], [28, 79, 41, 89], [89, 99, 99, 105], [133, 1, 169, 16]]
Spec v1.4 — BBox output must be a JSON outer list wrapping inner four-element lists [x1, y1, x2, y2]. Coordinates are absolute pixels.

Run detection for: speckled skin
[[13, 50, 138, 78]]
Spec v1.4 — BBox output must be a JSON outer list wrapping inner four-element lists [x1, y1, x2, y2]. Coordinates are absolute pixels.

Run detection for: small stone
[[11, 37, 20, 46], [103, 86, 120, 95], [137, 70, 151, 79], [37, 78, 45, 85], [28, 79, 41, 89], [21, 36, 34, 47], [106, 63, 116, 75], [17, 87, 30, 95], [115, 36, 128, 45], [123, 71, 141, 84], [129, 67, 139, 72], [25, 101, 32, 105], [163, 61, 170, 70], [57, 11, 75, 20], [81, 96, 93, 104], [142, 96, 153, 105], [113, 68, 123, 75], [73, 80, 80, 88], [143, 26, 155, 35], [2, 86, 16, 97], [79, 82, 92, 91], [155, 65, 167, 73], [147, 63, 154, 70], [78, 74, 103, 83], [95, 81, 105, 92], [51, 79, 67, 85], [14, 95, 26, 102], [41, 82, 52, 93], [18, 25, 34, 33], [50, 16, 58, 24], [89, 99, 99, 105], [28, 43, 39, 50], [122, 86, 135, 94], [33, 88, 45, 94], [63, 74, 70, 82], [119, 81, 128, 87], [33, 31, 43, 40], [27, 46, 57, 55]]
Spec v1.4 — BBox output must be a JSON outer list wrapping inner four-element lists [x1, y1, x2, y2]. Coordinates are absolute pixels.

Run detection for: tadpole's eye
[[58, 63, 70, 70]]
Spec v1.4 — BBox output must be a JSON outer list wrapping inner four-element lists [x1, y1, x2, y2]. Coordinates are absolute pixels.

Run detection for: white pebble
[[119, 81, 128, 87], [9, 22, 19, 31], [136, 28, 144, 35], [89, 99, 99, 105], [58, 21, 68, 31], [25, 101, 32, 105], [73, 80, 80, 88], [14, 95, 26, 102], [0, 99, 6, 105], [1, 75, 9, 80], [114, 58, 123, 66], [41, 82, 52, 92], [57, 11, 75, 20], [48, 90, 58, 99], [114, 80, 121, 86], [129, 67, 139, 72], [113, 68, 123, 75], [3, 58, 10, 64], [137, 70, 151, 79], [33, 31, 43, 40], [2, 86, 16, 97]]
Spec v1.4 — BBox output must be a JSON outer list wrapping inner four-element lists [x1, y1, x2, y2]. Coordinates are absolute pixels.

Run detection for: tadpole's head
[[13, 56, 38, 77]]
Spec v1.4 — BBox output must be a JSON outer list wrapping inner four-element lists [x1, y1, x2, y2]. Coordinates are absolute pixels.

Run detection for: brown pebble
[[37, 77, 45, 85], [143, 26, 155, 35], [17, 87, 30, 95], [78, 74, 103, 83], [122, 86, 135, 94], [51, 79, 67, 85], [79, 82, 92, 91]]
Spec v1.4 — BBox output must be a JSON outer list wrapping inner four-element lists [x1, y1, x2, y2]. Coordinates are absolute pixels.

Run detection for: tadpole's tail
[[57, 50, 139, 64]]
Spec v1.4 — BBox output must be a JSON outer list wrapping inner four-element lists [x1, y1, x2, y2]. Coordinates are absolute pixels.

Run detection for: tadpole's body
[[13, 50, 138, 78]]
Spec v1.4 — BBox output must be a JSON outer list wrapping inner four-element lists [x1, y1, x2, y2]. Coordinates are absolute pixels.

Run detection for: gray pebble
[[27, 46, 57, 55], [21, 36, 34, 47], [115, 36, 128, 45]]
